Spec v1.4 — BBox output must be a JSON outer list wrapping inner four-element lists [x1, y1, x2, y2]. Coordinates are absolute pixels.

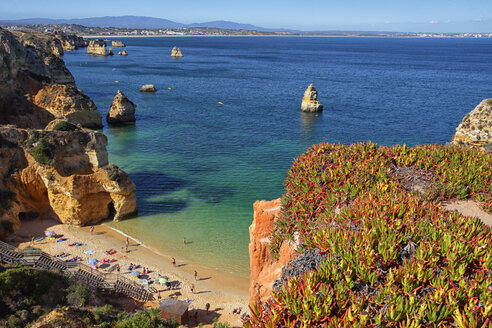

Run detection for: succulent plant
[[245, 142, 491, 328]]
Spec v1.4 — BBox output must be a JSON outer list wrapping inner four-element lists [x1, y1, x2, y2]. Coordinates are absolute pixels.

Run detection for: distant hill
[[0, 15, 275, 31]]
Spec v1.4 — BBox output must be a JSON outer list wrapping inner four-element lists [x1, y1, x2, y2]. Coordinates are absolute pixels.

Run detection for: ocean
[[63, 36, 492, 277]]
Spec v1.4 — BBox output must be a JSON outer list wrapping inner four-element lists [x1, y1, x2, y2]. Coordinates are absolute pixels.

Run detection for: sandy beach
[[10, 218, 249, 327]]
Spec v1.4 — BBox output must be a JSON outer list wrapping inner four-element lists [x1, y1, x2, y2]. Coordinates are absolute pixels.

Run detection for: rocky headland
[[54, 32, 87, 51], [171, 46, 183, 57], [87, 38, 108, 56], [451, 98, 491, 151], [0, 28, 102, 129], [300, 83, 323, 112], [0, 29, 136, 234], [107, 90, 136, 124]]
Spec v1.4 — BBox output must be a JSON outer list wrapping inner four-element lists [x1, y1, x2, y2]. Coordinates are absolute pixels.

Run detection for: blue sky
[[1, 0, 491, 32]]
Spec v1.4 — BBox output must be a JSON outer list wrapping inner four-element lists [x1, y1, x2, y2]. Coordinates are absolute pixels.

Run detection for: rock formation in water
[[0, 29, 137, 232], [451, 99, 492, 151], [139, 84, 156, 93], [118, 50, 128, 56], [107, 90, 136, 124], [108, 48, 114, 56], [300, 84, 323, 112], [249, 199, 298, 304], [87, 39, 108, 56], [54, 32, 87, 51], [0, 28, 102, 129], [112, 40, 126, 48], [171, 46, 183, 57]]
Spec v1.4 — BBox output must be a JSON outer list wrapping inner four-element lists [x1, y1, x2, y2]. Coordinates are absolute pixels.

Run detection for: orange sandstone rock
[[249, 199, 299, 305]]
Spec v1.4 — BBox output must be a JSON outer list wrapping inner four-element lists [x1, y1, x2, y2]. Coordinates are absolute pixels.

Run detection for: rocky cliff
[[87, 39, 108, 56], [451, 98, 491, 151], [54, 32, 87, 51], [0, 29, 137, 233], [0, 125, 137, 230], [249, 199, 298, 304], [0, 28, 102, 129], [300, 84, 323, 112]]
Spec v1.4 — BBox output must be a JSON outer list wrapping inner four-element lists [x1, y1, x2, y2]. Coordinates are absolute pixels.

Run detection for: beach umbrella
[[159, 278, 168, 285], [87, 259, 98, 266], [130, 271, 140, 277], [84, 250, 95, 255], [45, 231, 55, 237]]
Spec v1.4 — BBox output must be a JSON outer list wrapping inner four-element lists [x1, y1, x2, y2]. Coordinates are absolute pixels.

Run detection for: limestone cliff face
[[107, 90, 136, 124], [54, 32, 87, 51], [87, 39, 108, 56], [249, 199, 298, 305], [0, 28, 102, 129], [452, 99, 492, 151], [0, 127, 137, 230], [171, 46, 183, 57], [301, 84, 323, 112]]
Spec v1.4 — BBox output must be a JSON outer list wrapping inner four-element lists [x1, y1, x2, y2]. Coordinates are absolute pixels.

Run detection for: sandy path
[[11, 219, 249, 327]]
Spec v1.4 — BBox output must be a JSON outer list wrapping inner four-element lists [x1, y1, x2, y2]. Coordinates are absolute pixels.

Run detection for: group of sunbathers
[[54, 252, 70, 258]]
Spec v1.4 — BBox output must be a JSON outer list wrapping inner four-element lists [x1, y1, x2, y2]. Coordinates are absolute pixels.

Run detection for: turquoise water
[[63, 37, 492, 277]]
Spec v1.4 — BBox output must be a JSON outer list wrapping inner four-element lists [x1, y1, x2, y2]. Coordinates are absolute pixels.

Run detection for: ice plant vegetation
[[245, 142, 491, 327]]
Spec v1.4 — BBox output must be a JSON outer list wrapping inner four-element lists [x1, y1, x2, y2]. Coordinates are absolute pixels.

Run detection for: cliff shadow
[[129, 172, 190, 215]]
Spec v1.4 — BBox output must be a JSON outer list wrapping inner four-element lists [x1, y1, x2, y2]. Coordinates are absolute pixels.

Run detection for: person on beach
[[30, 236, 34, 246], [125, 237, 129, 252], [191, 284, 195, 294], [206, 303, 210, 313], [183, 237, 186, 245], [194, 270, 198, 281], [172, 257, 176, 266], [90, 226, 94, 235]]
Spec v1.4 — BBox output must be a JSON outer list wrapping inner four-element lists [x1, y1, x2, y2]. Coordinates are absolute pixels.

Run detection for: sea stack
[[108, 48, 114, 56], [171, 46, 183, 57], [451, 98, 492, 151], [87, 39, 108, 56], [119, 49, 128, 56], [107, 90, 136, 124], [300, 84, 323, 112], [139, 84, 157, 93], [112, 40, 126, 48]]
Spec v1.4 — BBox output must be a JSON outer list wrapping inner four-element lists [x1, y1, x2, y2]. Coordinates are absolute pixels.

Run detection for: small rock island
[[86, 39, 108, 56], [171, 46, 183, 57], [107, 90, 136, 124], [301, 84, 323, 112], [112, 40, 126, 48], [139, 84, 157, 93]]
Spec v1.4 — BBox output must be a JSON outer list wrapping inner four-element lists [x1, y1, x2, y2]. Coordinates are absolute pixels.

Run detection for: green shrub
[[29, 138, 52, 165], [105, 164, 122, 182], [65, 284, 90, 308], [115, 309, 178, 328], [245, 142, 492, 328], [52, 121, 79, 131], [86, 140, 95, 150], [0, 266, 55, 300]]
